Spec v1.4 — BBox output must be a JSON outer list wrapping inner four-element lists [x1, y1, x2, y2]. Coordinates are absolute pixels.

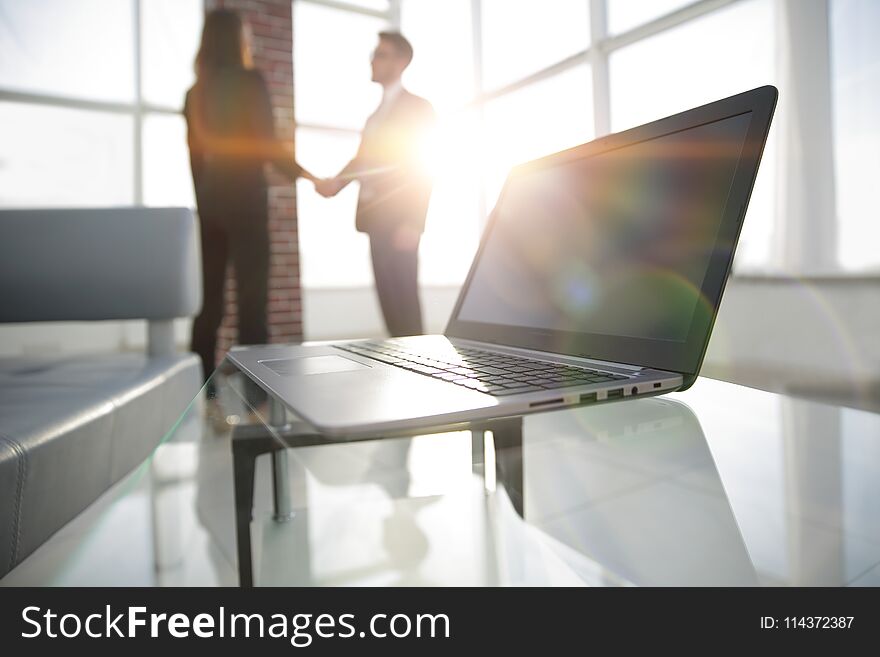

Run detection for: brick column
[[204, 0, 302, 360]]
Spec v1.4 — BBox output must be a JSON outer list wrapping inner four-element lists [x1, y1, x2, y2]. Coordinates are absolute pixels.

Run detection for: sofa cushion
[[0, 353, 201, 576]]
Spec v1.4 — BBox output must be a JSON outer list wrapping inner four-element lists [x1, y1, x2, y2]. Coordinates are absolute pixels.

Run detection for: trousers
[[191, 212, 269, 383], [369, 230, 423, 337]]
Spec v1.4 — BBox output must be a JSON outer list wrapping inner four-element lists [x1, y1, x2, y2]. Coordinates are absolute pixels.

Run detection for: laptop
[[229, 85, 777, 437]]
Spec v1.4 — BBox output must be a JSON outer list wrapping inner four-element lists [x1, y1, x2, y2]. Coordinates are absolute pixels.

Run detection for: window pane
[[831, 0, 880, 271], [420, 109, 483, 286], [420, 178, 481, 285], [607, 0, 696, 35], [401, 0, 475, 113], [483, 65, 593, 206], [0, 102, 134, 207], [143, 113, 195, 208], [335, 0, 389, 10], [295, 128, 372, 287], [733, 131, 777, 271], [0, 103, 134, 207], [481, 0, 590, 91], [141, 0, 202, 108], [609, 0, 775, 131], [401, 0, 480, 285], [0, 0, 135, 103], [609, 0, 777, 271], [294, 2, 386, 130]]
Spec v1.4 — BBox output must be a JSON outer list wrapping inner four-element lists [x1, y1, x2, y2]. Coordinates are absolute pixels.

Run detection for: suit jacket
[[341, 89, 435, 235]]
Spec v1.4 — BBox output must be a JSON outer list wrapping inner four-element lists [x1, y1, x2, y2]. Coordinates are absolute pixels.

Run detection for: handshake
[[313, 177, 346, 198]]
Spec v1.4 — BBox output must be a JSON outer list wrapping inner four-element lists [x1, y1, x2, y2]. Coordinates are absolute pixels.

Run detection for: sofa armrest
[[0, 208, 202, 325]]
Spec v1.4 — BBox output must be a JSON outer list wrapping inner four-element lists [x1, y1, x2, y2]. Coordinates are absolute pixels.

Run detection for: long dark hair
[[194, 9, 252, 79]]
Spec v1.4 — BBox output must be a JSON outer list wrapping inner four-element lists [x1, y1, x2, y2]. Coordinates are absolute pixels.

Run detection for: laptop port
[[607, 388, 624, 400], [631, 386, 638, 395], [529, 397, 563, 408], [579, 392, 598, 404], [654, 382, 662, 389]]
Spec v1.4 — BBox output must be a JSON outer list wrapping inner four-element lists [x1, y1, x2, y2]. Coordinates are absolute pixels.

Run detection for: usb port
[[530, 397, 564, 408], [606, 388, 624, 399], [579, 392, 598, 404]]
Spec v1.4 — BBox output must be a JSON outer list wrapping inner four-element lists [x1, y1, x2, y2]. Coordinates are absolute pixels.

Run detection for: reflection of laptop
[[521, 398, 759, 585], [230, 86, 777, 437]]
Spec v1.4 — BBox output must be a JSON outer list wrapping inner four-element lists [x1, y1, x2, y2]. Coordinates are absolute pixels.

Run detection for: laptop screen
[[453, 111, 754, 360]]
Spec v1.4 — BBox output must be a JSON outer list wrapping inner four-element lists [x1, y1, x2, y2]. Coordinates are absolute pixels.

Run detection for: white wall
[[702, 276, 880, 407]]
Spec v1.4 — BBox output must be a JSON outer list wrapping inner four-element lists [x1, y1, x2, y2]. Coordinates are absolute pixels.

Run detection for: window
[[0, 102, 134, 207], [400, 0, 474, 113], [831, 0, 880, 271], [480, 0, 590, 91], [401, 0, 481, 285], [609, 0, 777, 271], [393, 0, 870, 278], [608, 0, 775, 132], [293, 1, 384, 131], [293, 1, 389, 288], [417, 107, 483, 286], [339, 0, 390, 10], [0, 0, 136, 103], [295, 128, 371, 288], [607, 0, 695, 35], [142, 113, 194, 208], [482, 64, 594, 205], [0, 0, 202, 210], [141, 0, 203, 108], [2, 0, 871, 289]]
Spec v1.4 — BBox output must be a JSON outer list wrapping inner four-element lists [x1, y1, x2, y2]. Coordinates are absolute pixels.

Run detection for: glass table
[[4, 355, 880, 587]]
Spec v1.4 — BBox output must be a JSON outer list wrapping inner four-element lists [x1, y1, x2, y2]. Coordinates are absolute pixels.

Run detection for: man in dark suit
[[316, 31, 435, 337]]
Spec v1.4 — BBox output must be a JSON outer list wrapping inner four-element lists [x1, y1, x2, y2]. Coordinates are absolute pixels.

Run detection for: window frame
[[464, 0, 791, 274], [0, 0, 197, 207], [1, 1, 852, 279], [467, 0, 839, 277]]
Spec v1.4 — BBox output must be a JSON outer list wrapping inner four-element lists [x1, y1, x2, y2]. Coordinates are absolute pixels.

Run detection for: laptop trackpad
[[259, 355, 371, 376]]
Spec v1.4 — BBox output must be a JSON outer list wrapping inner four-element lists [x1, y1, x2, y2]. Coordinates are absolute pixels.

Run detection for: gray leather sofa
[[0, 207, 203, 578]]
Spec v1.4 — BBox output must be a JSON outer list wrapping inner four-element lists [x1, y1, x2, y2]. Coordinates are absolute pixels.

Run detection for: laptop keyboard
[[334, 340, 629, 396]]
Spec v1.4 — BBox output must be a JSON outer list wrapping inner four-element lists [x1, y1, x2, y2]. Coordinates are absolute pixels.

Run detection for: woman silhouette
[[185, 9, 313, 384]]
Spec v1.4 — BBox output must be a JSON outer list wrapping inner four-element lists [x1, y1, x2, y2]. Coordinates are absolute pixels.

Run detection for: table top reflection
[[5, 369, 877, 587], [167, 369, 880, 587]]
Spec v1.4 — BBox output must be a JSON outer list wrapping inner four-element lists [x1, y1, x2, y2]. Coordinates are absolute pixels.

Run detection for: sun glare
[[418, 110, 514, 194]]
